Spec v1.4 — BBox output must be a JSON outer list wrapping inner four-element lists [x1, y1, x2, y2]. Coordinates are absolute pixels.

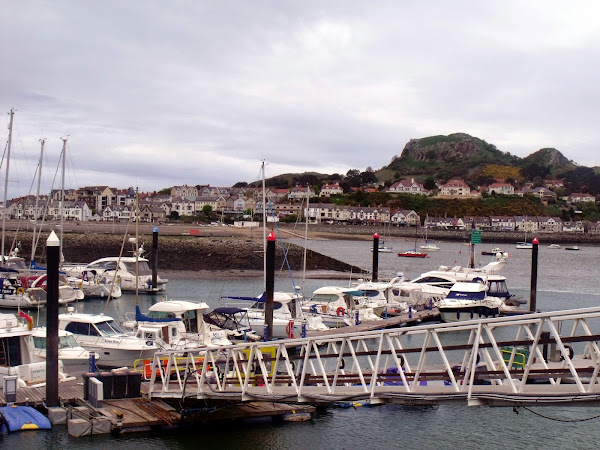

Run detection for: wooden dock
[[306, 308, 440, 337]]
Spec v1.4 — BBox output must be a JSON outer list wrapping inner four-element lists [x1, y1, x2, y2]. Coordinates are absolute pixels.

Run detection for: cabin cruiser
[[410, 253, 509, 289], [0, 312, 72, 387], [302, 286, 382, 328], [408, 253, 525, 313], [27, 327, 99, 370], [437, 281, 504, 323], [63, 252, 168, 294], [350, 280, 409, 316], [0, 272, 46, 309], [59, 309, 158, 368], [124, 300, 233, 350], [66, 269, 122, 299], [222, 292, 328, 339]]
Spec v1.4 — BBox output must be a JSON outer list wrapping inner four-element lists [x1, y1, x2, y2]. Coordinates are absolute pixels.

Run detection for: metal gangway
[[146, 306, 600, 407]]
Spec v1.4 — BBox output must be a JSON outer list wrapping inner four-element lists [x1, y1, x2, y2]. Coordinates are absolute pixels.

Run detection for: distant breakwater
[[4, 231, 363, 273]]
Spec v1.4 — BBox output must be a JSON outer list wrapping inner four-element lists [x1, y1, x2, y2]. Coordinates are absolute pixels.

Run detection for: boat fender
[[338, 358, 345, 369], [561, 345, 575, 361], [286, 320, 294, 339], [336, 307, 345, 316], [16, 287, 25, 295]]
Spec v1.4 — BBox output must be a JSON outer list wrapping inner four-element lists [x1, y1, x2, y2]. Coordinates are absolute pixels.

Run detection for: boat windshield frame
[[94, 320, 125, 336]]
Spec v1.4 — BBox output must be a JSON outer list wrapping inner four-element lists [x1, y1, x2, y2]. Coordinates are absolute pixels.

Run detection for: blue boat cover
[[0, 405, 51, 432], [221, 293, 265, 302], [135, 305, 181, 322]]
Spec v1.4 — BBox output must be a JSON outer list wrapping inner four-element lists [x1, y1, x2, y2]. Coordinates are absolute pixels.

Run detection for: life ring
[[336, 307, 345, 316], [16, 287, 25, 295]]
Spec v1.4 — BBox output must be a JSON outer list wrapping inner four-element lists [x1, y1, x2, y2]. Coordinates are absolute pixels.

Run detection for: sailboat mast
[[31, 138, 45, 264], [262, 161, 266, 291], [1, 109, 14, 266], [135, 188, 140, 305], [59, 137, 68, 262], [302, 185, 309, 296]]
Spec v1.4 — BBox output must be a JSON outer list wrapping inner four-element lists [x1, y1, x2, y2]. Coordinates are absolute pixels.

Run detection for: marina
[[1, 237, 600, 447]]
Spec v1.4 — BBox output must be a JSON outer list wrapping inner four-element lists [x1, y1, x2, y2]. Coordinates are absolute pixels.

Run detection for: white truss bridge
[[146, 306, 600, 407]]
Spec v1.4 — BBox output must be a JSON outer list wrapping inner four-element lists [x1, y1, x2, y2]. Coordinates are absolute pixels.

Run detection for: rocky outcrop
[[400, 133, 481, 162]]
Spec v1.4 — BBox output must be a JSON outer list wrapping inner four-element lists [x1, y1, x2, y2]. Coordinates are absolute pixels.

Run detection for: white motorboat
[[0, 273, 45, 309], [67, 269, 122, 299], [63, 253, 168, 294], [516, 241, 533, 249], [302, 286, 381, 328], [0, 312, 72, 387], [28, 327, 100, 370], [481, 247, 503, 256], [409, 253, 525, 314], [58, 309, 158, 368], [126, 300, 233, 350], [548, 244, 561, 249], [224, 292, 328, 339], [419, 243, 440, 251], [438, 281, 504, 323], [371, 241, 393, 253]]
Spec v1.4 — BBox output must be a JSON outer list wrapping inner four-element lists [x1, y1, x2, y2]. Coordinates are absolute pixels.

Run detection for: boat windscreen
[[95, 320, 124, 336], [59, 335, 79, 349], [123, 261, 152, 276]]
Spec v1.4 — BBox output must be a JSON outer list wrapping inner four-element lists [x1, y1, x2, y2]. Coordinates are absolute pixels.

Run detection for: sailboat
[[419, 226, 439, 251], [398, 225, 427, 258], [516, 219, 533, 249]]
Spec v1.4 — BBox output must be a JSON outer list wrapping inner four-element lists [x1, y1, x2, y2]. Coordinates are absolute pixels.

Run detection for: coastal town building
[[567, 193, 596, 203], [319, 182, 344, 197], [439, 179, 472, 197], [487, 182, 515, 196], [387, 179, 427, 195]]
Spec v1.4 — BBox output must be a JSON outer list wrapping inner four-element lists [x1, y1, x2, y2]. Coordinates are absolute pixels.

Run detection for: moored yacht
[[126, 299, 233, 349], [302, 286, 382, 328], [438, 281, 504, 323], [58, 309, 158, 368], [0, 313, 72, 387], [63, 252, 168, 294], [27, 327, 99, 370]]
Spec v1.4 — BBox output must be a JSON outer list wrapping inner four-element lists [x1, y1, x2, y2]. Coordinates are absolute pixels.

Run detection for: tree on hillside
[[361, 170, 378, 184], [233, 181, 248, 188], [202, 205, 213, 215], [424, 176, 437, 190], [158, 187, 171, 195]]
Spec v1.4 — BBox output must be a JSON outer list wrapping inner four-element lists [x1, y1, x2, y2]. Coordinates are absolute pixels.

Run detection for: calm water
[[3, 238, 600, 449]]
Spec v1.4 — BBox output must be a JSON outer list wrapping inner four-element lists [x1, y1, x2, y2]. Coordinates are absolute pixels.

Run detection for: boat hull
[[439, 306, 500, 323]]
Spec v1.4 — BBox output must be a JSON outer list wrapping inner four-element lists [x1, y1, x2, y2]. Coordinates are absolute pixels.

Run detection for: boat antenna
[[1, 109, 15, 266]]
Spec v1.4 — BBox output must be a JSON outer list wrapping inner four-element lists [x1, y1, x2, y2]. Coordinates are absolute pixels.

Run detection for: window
[[33, 336, 47, 349]]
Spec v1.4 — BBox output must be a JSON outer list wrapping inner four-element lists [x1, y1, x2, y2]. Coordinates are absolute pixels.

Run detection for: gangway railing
[[147, 306, 600, 406]]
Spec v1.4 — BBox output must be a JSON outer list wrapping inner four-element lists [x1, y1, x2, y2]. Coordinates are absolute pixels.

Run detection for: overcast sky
[[2, 1, 599, 198]]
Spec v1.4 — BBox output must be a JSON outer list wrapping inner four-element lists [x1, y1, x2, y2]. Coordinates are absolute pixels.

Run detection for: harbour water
[[3, 238, 600, 449]]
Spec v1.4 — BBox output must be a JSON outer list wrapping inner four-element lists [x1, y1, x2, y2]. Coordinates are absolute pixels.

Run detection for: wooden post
[[151, 227, 158, 290], [46, 230, 60, 407], [530, 237, 539, 312], [265, 230, 276, 340], [372, 232, 379, 282]]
